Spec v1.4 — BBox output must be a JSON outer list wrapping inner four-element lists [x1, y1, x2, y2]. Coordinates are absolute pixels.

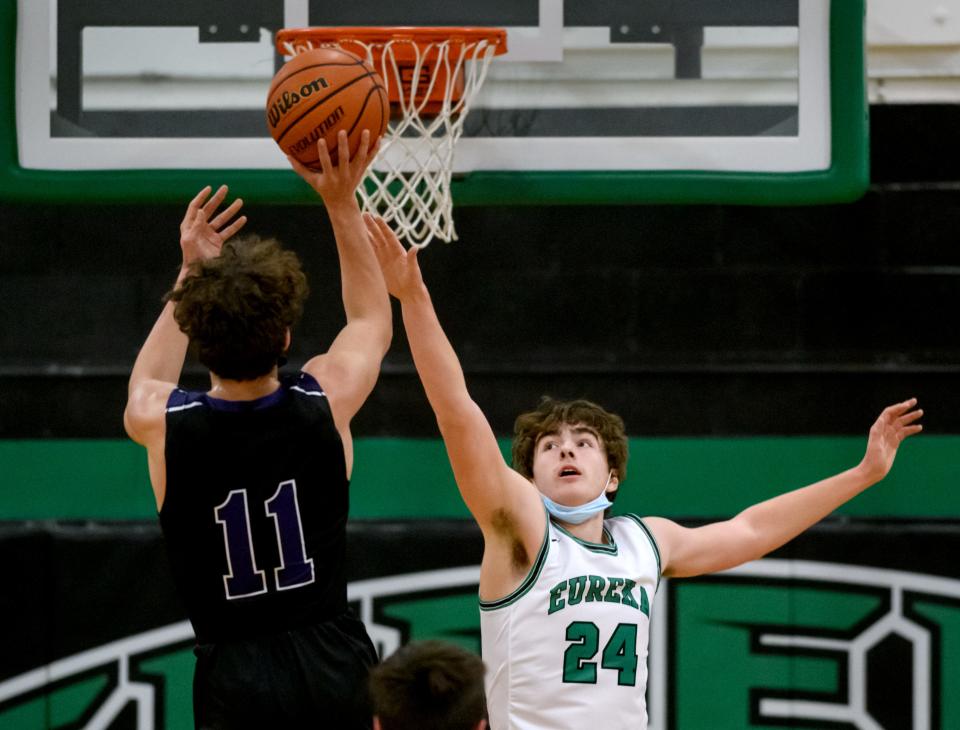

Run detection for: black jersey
[[160, 372, 351, 644]]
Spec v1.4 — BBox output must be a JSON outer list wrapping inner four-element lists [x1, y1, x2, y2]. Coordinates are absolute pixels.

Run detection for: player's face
[[531, 423, 618, 506]]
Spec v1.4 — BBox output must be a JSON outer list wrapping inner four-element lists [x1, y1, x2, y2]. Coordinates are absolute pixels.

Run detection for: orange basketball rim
[[275, 27, 507, 116], [274, 26, 507, 246]]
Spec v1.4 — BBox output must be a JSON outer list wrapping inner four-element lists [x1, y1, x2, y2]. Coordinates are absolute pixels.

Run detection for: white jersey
[[480, 514, 661, 730]]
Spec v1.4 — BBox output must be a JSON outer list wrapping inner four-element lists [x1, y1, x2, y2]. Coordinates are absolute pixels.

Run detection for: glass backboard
[[0, 0, 867, 204]]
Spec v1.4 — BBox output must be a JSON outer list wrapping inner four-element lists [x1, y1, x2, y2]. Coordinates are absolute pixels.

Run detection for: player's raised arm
[[290, 130, 391, 439], [647, 399, 923, 578], [124, 184, 246, 446], [364, 216, 544, 545]]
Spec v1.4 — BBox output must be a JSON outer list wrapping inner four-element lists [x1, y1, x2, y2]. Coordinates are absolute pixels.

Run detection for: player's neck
[[555, 513, 607, 545], [207, 370, 281, 401]]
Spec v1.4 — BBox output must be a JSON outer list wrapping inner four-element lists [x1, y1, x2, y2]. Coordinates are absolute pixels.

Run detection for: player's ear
[[284, 328, 291, 351], [607, 470, 619, 495], [476, 721, 489, 730], [372, 717, 382, 730]]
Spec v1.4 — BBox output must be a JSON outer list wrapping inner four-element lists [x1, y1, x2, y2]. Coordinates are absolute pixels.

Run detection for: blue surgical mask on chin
[[540, 471, 614, 525]]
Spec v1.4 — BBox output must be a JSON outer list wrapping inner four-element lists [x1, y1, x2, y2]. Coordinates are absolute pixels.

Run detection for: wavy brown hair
[[512, 397, 629, 501], [166, 236, 308, 380], [369, 640, 487, 730]]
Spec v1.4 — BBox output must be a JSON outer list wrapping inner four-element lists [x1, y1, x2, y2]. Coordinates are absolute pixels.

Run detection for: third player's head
[[370, 640, 487, 730], [512, 397, 628, 509], [167, 236, 308, 381]]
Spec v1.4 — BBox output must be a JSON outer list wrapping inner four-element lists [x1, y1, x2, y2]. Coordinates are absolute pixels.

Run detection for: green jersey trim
[[552, 520, 619, 555], [479, 516, 551, 612], [624, 514, 662, 591]]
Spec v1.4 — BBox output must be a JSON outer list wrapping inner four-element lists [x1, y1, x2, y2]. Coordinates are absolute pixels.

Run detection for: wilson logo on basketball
[[287, 107, 345, 155], [267, 78, 331, 129]]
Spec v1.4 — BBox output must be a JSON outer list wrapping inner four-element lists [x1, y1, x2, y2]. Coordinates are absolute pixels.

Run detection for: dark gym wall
[[0, 104, 958, 440], [2, 105, 958, 730]]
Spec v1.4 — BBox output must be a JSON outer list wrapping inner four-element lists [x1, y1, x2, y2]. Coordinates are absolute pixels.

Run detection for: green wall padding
[[0, 436, 954, 520]]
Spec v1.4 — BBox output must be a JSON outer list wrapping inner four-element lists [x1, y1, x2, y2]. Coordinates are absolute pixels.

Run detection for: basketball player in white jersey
[[363, 215, 923, 730]]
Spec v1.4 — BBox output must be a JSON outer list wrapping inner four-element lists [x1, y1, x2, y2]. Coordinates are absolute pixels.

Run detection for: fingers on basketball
[[338, 129, 351, 168], [366, 132, 381, 160]]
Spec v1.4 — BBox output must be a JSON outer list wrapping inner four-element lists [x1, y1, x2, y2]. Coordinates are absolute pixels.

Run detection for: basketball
[[266, 47, 389, 169]]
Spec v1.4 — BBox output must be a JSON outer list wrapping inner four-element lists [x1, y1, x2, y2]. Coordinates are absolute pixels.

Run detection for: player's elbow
[[122, 405, 140, 443], [123, 391, 149, 445], [732, 513, 775, 563], [354, 316, 393, 361], [375, 319, 393, 359], [435, 396, 485, 436]]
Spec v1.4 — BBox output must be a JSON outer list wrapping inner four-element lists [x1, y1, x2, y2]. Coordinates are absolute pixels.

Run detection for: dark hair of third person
[[369, 641, 487, 730]]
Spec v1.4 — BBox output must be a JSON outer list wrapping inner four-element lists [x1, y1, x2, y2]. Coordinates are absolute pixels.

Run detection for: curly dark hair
[[166, 235, 309, 380], [512, 397, 629, 501]]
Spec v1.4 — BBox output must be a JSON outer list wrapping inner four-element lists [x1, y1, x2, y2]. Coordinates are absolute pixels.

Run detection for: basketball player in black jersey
[[124, 130, 388, 729]]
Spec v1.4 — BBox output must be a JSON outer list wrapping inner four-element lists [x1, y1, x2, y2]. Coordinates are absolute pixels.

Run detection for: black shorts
[[193, 612, 378, 730]]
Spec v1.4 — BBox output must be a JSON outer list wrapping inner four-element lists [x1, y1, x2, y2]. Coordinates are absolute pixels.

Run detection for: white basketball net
[[283, 36, 501, 248]]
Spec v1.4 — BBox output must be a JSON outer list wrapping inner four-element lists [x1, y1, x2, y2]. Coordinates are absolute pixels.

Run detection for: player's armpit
[[440, 412, 546, 563], [303, 349, 375, 429], [474, 466, 548, 601]]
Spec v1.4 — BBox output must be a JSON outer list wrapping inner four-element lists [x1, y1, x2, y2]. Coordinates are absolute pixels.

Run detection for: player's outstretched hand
[[859, 398, 923, 482], [179, 185, 246, 267], [288, 129, 380, 208], [363, 213, 424, 301]]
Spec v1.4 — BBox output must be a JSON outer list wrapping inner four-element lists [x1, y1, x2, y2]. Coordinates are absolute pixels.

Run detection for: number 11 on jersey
[[215, 480, 316, 600]]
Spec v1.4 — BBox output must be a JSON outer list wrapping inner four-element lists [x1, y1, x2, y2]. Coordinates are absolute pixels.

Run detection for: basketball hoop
[[276, 27, 507, 247]]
